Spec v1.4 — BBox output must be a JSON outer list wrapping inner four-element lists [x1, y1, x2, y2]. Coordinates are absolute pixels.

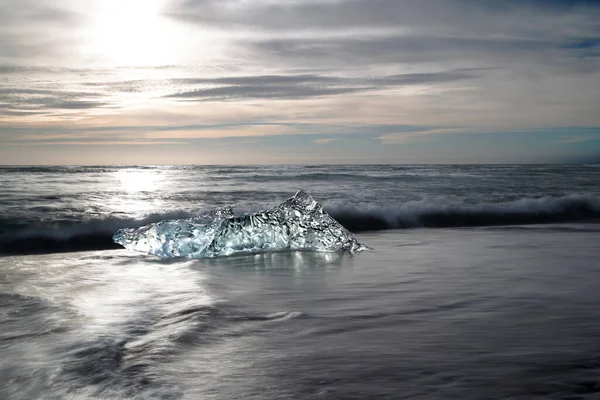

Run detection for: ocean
[[1, 164, 599, 399]]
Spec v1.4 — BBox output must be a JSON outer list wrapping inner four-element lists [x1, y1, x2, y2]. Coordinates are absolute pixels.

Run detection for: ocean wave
[[0, 195, 598, 255], [329, 194, 600, 231]]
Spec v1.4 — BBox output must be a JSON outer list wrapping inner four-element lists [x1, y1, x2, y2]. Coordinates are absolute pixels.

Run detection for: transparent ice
[[113, 190, 369, 258]]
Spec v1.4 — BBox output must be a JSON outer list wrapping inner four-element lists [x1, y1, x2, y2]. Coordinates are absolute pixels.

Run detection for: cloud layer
[[0, 0, 599, 163]]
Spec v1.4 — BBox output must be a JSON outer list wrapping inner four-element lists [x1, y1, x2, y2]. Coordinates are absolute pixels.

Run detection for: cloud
[[314, 138, 337, 144], [5, 140, 185, 146], [164, 71, 477, 101], [1, 0, 599, 163], [377, 128, 470, 144], [556, 135, 600, 144], [0, 121, 301, 145], [0, 87, 111, 117], [167, 0, 600, 37], [0, 0, 79, 26], [0, 0, 82, 63], [166, 0, 600, 75], [166, 85, 368, 101], [248, 36, 559, 66], [144, 123, 295, 139]]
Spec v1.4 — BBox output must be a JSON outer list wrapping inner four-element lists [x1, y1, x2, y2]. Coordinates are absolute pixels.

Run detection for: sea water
[[1, 165, 599, 399]]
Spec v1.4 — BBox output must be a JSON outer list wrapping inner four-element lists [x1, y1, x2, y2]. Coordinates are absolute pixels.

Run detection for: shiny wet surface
[[2, 226, 600, 399]]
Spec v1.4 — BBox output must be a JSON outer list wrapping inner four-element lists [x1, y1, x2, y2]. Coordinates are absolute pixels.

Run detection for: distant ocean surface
[[1, 165, 600, 399], [1, 165, 599, 254]]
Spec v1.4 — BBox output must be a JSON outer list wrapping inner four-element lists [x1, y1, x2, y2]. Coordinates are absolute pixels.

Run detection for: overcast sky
[[1, 0, 599, 164]]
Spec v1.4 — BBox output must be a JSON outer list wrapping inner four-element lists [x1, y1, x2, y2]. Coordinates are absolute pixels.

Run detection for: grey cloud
[[0, 109, 49, 116], [166, 85, 368, 101], [164, 71, 476, 101], [0, 87, 110, 115], [167, 0, 600, 38], [0, 0, 597, 133], [375, 71, 480, 84], [167, 0, 600, 74], [0, 32, 57, 60], [51, 100, 110, 110], [0, 0, 79, 25], [0, 33, 74, 64], [0, 88, 59, 96], [249, 35, 570, 67], [0, 0, 81, 62], [69, 71, 474, 99], [0, 65, 103, 75], [81, 74, 333, 92], [179, 74, 333, 86], [164, 0, 600, 74]]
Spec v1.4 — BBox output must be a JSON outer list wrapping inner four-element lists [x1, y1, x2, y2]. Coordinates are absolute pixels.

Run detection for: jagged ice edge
[[113, 190, 369, 258]]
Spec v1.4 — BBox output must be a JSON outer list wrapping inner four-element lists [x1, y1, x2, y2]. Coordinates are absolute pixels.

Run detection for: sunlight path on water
[[0, 251, 215, 399]]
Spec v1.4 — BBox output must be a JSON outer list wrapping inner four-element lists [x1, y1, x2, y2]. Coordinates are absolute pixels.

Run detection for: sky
[[0, 0, 599, 164]]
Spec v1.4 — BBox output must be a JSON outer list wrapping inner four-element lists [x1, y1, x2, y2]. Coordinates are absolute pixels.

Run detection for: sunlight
[[116, 169, 163, 193], [109, 169, 167, 217], [86, 0, 180, 66]]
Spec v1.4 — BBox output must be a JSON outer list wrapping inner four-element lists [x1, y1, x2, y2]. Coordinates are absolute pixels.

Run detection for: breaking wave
[[331, 194, 600, 232], [1, 195, 598, 255]]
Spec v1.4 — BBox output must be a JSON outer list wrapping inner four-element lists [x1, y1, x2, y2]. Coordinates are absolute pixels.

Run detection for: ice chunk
[[113, 190, 369, 258]]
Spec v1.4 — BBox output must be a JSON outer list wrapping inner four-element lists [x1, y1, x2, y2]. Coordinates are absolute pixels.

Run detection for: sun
[[85, 0, 179, 67]]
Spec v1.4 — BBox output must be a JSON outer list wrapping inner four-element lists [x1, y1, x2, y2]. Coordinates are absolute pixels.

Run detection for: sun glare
[[116, 169, 163, 193], [86, 0, 180, 66], [110, 169, 166, 217]]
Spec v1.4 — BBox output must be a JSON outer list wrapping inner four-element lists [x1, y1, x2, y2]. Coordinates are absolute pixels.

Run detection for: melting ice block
[[113, 190, 369, 258]]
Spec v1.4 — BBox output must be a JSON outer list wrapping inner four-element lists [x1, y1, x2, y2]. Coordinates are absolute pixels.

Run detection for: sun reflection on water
[[116, 169, 164, 193], [110, 168, 168, 217]]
